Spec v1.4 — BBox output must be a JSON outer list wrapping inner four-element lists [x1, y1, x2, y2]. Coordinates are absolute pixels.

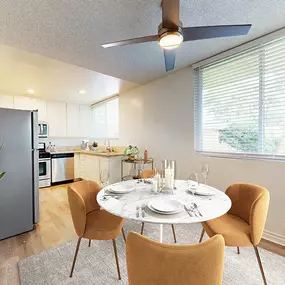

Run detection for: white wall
[[119, 67, 285, 245]]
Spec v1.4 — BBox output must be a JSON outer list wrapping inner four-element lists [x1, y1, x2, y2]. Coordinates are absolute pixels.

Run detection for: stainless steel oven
[[38, 142, 51, 188], [38, 121, 48, 138]]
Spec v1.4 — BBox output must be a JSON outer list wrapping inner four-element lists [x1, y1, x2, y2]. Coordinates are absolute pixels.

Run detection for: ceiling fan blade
[[164, 49, 176, 72], [102, 35, 158, 48], [182, 24, 251, 41], [162, 0, 180, 29]]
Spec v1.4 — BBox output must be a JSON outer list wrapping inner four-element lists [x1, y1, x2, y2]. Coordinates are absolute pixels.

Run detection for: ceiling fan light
[[159, 31, 183, 49]]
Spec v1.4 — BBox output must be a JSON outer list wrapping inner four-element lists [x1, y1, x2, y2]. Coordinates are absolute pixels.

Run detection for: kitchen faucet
[[105, 139, 111, 152]]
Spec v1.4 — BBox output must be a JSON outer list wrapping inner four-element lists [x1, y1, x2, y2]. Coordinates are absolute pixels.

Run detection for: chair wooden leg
[[237, 246, 240, 254], [88, 239, 91, 247], [199, 229, 205, 243], [122, 227, 126, 243], [171, 224, 177, 243], [70, 237, 82, 278], [254, 246, 267, 285], [112, 239, 121, 280], [140, 222, 144, 235]]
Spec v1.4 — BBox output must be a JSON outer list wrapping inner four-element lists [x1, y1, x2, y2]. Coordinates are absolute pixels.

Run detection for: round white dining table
[[97, 180, 231, 243]]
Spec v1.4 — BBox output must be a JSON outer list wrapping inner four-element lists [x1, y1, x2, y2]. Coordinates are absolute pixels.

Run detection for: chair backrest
[[226, 183, 270, 245], [67, 180, 102, 237], [140, 169, 155, 179], [126, 232, 225, 285]]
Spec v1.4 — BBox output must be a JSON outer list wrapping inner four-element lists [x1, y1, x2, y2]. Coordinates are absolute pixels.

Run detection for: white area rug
[[18, 220, 285, 285]]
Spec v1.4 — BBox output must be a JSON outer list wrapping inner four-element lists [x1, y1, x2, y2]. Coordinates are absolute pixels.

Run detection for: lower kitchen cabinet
[[76, 153, 122, 184], [74, 153, 81, 179], [79, 154, 100, 182], [99, 157, 122, 184]]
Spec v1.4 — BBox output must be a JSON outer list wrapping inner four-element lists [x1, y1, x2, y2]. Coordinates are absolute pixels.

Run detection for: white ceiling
[[0, 44, 138, 104], [1, 0, 285, 85]]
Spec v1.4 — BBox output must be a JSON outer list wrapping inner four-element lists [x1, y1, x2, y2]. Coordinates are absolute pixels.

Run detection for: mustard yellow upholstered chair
[[139, 169, 177, 243], [67, 180, 126, 279], [199, 183, 270, 285], [140, 169, 156, 179], [127, 232, 225, 285]]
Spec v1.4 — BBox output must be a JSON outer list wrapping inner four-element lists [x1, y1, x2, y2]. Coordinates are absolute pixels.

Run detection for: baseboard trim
[[263, 230, 285, 247]]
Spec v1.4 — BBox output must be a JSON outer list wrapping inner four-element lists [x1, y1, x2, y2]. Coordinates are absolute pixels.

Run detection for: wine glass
[[100, 169, 110, 187], [188, 172, 199, 195], [201, 164, 209, 185]]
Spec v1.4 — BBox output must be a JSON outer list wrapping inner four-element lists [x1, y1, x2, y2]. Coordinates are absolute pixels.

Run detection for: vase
[[128, 154, 136, 160]]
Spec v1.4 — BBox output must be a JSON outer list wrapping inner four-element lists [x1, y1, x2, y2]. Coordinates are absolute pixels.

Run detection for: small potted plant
[[124, 145, 139, 160], [91, 141, 98, 151]]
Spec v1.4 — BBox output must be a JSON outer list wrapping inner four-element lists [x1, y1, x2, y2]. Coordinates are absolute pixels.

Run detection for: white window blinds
[[91, 97, 119, 139], [194, 36, 285, 159]]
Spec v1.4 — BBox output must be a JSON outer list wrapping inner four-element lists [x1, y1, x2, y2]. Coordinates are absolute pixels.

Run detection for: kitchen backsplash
[[39, 138, 121, 150]]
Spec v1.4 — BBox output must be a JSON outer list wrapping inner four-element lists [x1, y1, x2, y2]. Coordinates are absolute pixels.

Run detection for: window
[[91, 96, 119, 139], [194, 36, 285, 160]]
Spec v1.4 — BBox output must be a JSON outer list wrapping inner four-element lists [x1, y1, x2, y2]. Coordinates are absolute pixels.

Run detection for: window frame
[[194, 38, 285, 162]]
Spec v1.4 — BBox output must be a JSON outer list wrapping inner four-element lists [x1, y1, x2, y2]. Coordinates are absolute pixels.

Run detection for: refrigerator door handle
[[32, 111, 40, 223]]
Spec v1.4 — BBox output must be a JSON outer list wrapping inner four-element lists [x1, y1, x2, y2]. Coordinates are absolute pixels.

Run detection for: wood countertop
[[49, 149, 125, 157]]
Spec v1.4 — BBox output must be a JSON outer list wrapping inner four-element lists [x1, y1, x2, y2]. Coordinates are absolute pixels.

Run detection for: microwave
[[38, 122, 48, 138]]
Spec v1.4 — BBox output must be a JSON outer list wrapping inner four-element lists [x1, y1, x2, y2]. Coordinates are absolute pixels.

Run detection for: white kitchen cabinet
[[74, 153, 81, 179], [99, 157, 122, 184], [79, 154, 100, 182], [14, 96, 36, 111], [34, 99, 47, 121], [0, 94, 14, 109], [79, 105, 92, 138], [77, 154, 122, 184], [11, 96, 47, 121], [67, 103, 80, 137], [46, 101, 66, 137]]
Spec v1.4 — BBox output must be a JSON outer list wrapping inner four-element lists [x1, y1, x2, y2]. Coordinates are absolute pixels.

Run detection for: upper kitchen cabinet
[[34, 99, 47, 122], [13, 96, 47, 121], [67, 103, 80, 137], [67, 104, 92, 138], [0, 94, 14, 109], [46, 101, 67, 137], [79, 105, 92, 138], [14, 96, 36, 111]]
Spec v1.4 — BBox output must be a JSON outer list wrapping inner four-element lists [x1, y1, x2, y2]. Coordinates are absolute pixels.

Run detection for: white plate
[[108, 184, 134, 194], [147, 202, 181, 215], [192, 185, 216, 196], [149, 198, 182, 213]]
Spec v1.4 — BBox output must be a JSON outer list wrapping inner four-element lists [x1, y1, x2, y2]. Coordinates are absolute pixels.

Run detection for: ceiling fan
[[101, 0, 251, 72]]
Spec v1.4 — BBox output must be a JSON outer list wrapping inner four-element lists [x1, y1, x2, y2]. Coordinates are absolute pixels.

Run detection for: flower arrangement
[[0, 139, 6, 181], [124, 145, 139, 160]]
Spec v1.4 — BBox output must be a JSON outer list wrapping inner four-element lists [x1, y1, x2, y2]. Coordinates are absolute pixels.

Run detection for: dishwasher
[[51, 153, 74, 185]]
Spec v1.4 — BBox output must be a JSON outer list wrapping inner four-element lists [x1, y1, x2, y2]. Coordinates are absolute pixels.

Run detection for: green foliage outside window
[[219, 124, 279, 154]]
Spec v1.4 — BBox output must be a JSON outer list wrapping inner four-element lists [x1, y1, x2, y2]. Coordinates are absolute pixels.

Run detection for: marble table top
[[97, 180, 232, 225]]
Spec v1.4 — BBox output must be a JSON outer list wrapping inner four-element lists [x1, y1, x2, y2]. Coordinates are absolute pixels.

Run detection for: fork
[[141, 204, 146, 218], [183, 205, 193, 218], [193, 203, 203, 217], [187, 204, 199, 217]]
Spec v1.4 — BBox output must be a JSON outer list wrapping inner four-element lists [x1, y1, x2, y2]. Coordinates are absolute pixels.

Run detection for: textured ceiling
[[0, 44, 137, 104], [1, 0, 285, 85]]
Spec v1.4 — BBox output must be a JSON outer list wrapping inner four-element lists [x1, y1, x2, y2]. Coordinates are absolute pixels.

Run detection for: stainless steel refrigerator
[[0, 107, 39, 240]]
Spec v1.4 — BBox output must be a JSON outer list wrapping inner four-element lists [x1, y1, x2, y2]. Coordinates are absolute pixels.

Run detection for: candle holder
[[161, 159, 176, 190]]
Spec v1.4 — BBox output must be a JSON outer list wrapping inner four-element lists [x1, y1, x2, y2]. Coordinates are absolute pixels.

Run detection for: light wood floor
[[0, 184, 284, 284], [0, 184, 77, 285]]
